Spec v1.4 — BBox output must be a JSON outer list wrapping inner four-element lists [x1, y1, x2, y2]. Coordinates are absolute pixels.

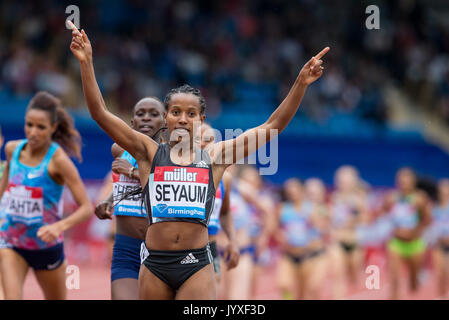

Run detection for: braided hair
[[164, 84, 206, 115]]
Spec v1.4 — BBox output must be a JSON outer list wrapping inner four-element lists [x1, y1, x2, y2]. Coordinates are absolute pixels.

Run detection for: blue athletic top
[[331, 196, 359, 228], [280, 201, 314, 247], [112, 150, 146, 218], [229, 185, 261, 238], [0, 139, 64, 249], [390, 194, 419, 230], [208, 180, 225, 236]]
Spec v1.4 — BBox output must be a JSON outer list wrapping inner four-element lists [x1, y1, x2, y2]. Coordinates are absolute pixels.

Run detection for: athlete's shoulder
[[4, 140, 22, 159], [51, 147, 72, 165]]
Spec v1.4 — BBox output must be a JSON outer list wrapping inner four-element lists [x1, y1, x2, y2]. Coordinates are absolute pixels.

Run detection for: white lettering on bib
[[6, 184, 43, 224], [150, 166, 209, 219]]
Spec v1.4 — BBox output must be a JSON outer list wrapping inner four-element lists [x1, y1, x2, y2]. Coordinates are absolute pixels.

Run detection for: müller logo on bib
[[112, 172, 138, 183], [158, 167, 209, 183], [151, 166, 209, 219]]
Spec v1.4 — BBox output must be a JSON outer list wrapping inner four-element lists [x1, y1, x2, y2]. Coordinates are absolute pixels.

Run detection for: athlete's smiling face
[[131, 99, 165, 137], [165, 93, 205, 142], [24, 109, 56, 151]]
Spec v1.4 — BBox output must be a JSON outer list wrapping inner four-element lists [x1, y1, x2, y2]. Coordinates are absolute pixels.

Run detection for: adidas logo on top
[[195, 160, 209, 168], [180, 253, 199, 264]]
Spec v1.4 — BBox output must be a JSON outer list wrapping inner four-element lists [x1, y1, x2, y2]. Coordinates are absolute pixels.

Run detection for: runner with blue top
[[94, 97, 166, 300], [276, 178, 319, 299], [0, 91, 92, 300], [222, 165, 274, 300]]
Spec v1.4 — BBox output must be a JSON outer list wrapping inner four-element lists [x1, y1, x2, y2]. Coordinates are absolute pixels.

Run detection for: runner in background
[[386, 167, 432, 299], [275, 178, 328, 299], [94, 97, 166, 299], [0, 91, 93, 299], [430, 179, 449, 299], [275, 178, 310, 300], [235, 165, 276, 299], [303, 178, 331, 299], [200, 123, 239, 289], [356, 186, 393, 272], [328, 165, 368, 299]]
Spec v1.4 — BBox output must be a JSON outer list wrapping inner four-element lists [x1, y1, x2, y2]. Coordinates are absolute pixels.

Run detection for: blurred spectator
[[0, 0, 447, 125]]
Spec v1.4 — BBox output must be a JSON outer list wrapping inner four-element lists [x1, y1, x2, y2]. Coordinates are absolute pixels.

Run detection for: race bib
[[150, 166, 209, 219], [112, 173, 146, 216], [5, 184, 43, 224]]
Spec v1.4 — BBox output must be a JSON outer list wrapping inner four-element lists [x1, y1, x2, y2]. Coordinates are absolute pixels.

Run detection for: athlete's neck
[[399, 190, 414, 198], [25, 140, 52, 159], [293, 199, 303, 209]]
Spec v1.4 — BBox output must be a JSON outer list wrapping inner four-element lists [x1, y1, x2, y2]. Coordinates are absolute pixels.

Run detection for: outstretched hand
[[68, 20, 92, 63], [297, 47, 330, 86]]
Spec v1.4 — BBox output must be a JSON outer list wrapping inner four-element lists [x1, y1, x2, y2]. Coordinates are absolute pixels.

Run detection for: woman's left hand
[[37, 222, 64, 243]]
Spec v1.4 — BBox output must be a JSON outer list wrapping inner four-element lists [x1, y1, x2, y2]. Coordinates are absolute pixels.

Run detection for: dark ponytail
[[27, 91, 82, 161]]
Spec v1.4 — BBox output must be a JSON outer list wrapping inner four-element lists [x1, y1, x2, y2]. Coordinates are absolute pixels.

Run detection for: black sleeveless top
[[143, 143, 216, 227]]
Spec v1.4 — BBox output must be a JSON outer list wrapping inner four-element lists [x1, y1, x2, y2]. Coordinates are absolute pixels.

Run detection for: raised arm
[[211, 47, 329, 166], [68, 21, 157, 162]]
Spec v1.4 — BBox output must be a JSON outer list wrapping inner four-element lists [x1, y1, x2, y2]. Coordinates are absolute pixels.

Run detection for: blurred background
[[1, 0, 449, 299]]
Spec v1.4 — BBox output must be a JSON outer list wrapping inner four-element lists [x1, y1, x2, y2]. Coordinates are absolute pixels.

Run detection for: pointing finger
[[67, 20, 79, 33], [314, 46, 330, 60]]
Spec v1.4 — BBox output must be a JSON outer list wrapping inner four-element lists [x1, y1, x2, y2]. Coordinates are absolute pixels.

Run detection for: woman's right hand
[[68, 21, 92, 63], [95, 200, 113, 220]]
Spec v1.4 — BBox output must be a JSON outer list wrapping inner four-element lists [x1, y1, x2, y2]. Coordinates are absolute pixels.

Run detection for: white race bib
[[6, 184, 43, 224], [150, 166, 209, 219]]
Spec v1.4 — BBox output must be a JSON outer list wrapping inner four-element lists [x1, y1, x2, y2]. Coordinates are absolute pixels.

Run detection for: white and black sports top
[[143, 143, 216, 227]]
